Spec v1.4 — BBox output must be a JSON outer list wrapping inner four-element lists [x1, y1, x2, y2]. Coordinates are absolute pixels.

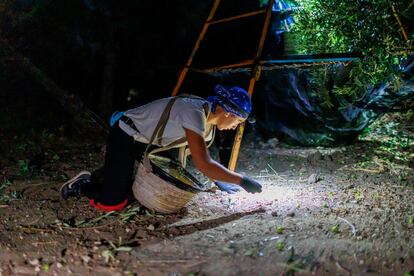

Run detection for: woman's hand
[[240, 176, 262, 193], [215, 181, 241, 194]]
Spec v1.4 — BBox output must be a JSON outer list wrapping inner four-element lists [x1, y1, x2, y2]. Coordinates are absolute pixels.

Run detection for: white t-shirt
[[119, 97, 213, 147]]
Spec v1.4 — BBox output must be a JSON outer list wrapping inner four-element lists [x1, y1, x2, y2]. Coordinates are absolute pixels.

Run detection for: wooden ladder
[[171, 0, 276, 171]]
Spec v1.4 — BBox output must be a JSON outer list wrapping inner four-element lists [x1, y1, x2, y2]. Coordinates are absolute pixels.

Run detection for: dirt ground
[[1, 114, 414, 276]]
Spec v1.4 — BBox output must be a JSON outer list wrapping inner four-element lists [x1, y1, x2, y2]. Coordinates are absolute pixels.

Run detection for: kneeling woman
[[60, 84, 262, 212]]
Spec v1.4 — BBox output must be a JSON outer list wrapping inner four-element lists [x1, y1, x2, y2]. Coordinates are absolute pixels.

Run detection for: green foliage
[[0, 180, 12, 200], [354, 190, 364, 200], [277, 240, 284, 252], [330, 225, 340, 233], [289, 0, 413, 101], [276, 226, 285, 234], [101, 237, 133, 263], [18, 159, 31, 178], [359, 113, 414, 184], [259, 0, 269, 7], [0, 179, 23, 203], [362, 119, 414, 163]]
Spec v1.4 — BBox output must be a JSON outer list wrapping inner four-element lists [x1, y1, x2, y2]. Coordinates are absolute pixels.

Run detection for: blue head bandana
[[207, 84, 252, 119]]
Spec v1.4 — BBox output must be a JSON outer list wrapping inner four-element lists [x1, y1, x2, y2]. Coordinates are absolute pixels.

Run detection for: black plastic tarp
[[254, 57, 414, 146]]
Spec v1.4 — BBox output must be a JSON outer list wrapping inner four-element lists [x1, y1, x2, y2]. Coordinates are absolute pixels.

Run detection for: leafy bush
[[288, 0, 413, 101]]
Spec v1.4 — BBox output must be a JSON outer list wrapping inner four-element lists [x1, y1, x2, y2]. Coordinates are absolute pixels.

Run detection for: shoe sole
[[59, 170, 91, 198]]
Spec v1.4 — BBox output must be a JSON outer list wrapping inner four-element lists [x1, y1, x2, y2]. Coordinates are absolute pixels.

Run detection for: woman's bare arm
[[184, 128, 243, 184]]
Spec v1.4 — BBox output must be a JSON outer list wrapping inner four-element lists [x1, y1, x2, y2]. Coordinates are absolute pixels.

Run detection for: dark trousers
[[82, 122, 147, 206]]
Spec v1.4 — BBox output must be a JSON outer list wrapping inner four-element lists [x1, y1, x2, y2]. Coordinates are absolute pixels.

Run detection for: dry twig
[[32, 241, 59, 246], [265, 163, 287, 181], [336, 261, 352, 274], [338, 217, 356, 236], [18, 225, 55, 233], [339, 156, 385, 174]]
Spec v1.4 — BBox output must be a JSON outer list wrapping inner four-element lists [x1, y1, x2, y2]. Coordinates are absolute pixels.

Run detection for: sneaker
[[60, 171, 91, 200]]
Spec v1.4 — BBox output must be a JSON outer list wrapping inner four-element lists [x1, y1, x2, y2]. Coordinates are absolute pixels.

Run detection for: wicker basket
[[131, 96, 208, 214], [133, 155, 205, 214]]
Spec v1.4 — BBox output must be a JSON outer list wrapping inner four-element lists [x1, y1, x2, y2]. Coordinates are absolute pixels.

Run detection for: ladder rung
[[191, 59, 255, 73], [208, 9, 266, 25]]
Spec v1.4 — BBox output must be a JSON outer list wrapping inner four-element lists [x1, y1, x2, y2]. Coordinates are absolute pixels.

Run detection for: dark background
[[0, 0, 275, 132], [2, 0, 412, 147]]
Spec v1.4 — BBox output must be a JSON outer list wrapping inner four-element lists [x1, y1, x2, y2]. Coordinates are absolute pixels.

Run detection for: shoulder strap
[[206, 125, 216, 148], [144, 97, 178, 156], [148, 137, 187, 155], [155, 94, 208, 146], [145, 94, 211, 156]]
